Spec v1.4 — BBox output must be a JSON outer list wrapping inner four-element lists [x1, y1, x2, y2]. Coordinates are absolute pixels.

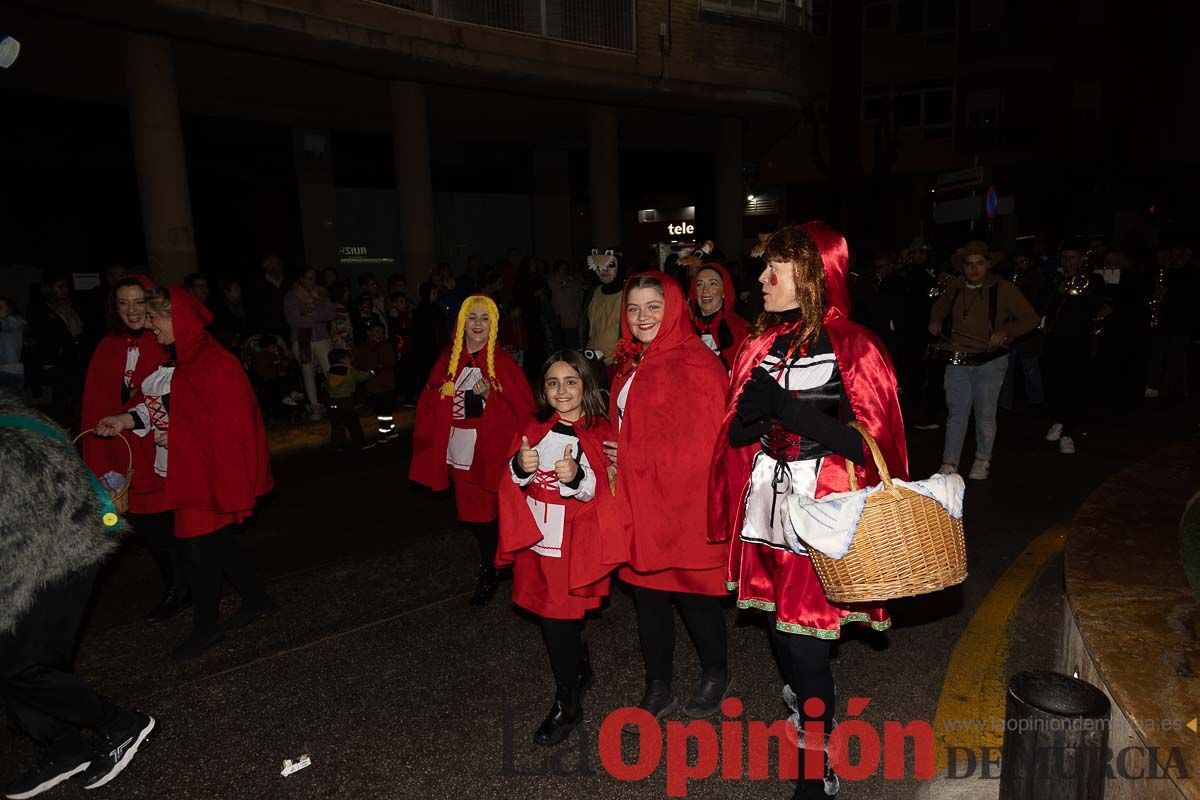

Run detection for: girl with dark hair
[[689, 262, 750, 371], [96, 287, 275, 660], [81, 276, 187, 624], [409, 295, 535, 606], [709, 222, 908, 799], [604, 274, 732, 720], [496, 349, 617, 746]]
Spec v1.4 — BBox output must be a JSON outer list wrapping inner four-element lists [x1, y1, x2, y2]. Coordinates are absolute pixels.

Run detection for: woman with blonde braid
[[410, 294, 535, 605]]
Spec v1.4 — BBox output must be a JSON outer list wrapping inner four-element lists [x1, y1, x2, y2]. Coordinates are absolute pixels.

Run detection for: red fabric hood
[[687, 262, 738, 318]]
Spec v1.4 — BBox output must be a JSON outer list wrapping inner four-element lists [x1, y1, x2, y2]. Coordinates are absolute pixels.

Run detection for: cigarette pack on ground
[[280, 754, 312, 777]]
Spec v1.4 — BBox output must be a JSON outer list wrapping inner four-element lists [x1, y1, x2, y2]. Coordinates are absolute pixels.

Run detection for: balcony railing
[[376, 0, 636, 51]]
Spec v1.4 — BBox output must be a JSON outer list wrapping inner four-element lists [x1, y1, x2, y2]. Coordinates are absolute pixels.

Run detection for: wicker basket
[[806, 422, 967, 603], [73, 428, 133, 514]]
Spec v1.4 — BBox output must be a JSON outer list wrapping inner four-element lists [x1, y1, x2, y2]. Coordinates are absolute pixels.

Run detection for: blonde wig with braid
[[439, 294, 505, 397]]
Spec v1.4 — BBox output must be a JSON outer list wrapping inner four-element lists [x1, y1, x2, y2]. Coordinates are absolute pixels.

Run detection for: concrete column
[[391, 81, 436, 287], [293, 128, 338, 271], [716, 116, 744, 263], [588, 105, 620, 248], [122, 33, 197, 285], [532, 148, 572, 263]]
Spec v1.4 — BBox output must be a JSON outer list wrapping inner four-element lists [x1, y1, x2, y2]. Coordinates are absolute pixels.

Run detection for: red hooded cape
[[496, 414, 620, 598], [408, 345, 534, 494], [688, 262, 750, 363], [81, 276, 167, 514], [708, 222, 909, 548], [159, 287, 273, 531], [609, 273, 729, 576]]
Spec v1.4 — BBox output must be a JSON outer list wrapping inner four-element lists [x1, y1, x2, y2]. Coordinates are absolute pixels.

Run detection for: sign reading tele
[[667, 222, 696, 235]]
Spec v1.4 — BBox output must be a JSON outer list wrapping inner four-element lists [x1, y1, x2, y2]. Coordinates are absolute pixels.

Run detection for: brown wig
[[751, 225, 826, 351], [534, 349, 607, 428]]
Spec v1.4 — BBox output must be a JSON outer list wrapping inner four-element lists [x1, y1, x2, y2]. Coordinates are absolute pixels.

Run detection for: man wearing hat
[[928, 241, 1039, 480]]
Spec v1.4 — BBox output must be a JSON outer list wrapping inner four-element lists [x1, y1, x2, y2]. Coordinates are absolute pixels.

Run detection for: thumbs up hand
[[554, 444, 579, 484], [518, 436, 540, 474]]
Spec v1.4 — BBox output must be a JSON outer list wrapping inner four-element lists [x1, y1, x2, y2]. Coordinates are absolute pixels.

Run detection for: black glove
[[736, 367, 788, 423], [729, 415, 772, 448]]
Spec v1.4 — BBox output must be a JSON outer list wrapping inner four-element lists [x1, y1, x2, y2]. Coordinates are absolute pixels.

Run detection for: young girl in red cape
[[708, 222, 908, 799], [97, 287, 275, 660], [496, 349, 618, 747], [409, 294, 535, 606], [81, 275, 190, 624], [604, 273, 732, 720], [689, 261, 750, 371]]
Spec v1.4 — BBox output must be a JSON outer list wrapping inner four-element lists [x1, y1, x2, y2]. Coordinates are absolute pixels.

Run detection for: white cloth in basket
[[781, 472, 965, 560]]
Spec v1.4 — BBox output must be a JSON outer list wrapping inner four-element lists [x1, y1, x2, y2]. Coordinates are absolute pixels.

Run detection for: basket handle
[[844, 421, 893, 493], [73, 427, 134, 476]]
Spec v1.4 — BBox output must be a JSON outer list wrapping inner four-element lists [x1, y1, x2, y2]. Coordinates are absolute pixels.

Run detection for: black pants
[[127, 511, 187, 596], [368, 391, 395, 432], [328, 399, 364, 447], [0, 568, 130, 757], [177, 526, 268, 633], [540, 618, 585, 690], [770, 618, 834, 784], [1045, 335, 1091, 435], [631, 586, 727, 683], [465, 521, 498, 570]]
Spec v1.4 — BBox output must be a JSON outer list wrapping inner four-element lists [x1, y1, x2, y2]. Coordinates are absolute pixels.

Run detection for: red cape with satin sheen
[[609, 273, 729, 573], [496, 414, 621, 596], [688, 262, 750, 360], [81, 330, 167, 514], [708, 221, 909, 548], [158, 287, 274, 517], [408, 346, 535, 494]]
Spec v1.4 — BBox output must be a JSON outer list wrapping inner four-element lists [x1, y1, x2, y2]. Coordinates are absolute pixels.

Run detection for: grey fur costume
[[0, 392, 124, 634]]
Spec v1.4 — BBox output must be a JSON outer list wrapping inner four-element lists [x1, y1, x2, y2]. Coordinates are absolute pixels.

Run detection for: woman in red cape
[[689, 261, 750, 370], [409, 294, 535, 606], [496, 349, 618, 747], [98, 287, 275, 660], [605, 273, 732, 720], [708, 222, 908, 799], [81, 275, 189, 624]]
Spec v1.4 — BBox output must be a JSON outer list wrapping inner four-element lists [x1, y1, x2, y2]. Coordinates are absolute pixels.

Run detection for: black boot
[[145, 586, 192, 625], [637, 679, 677, 719], [791, 749, 839, 798], [683, 669, 733, 719], [533, 684, 583, 746], [469, 565, 498, 607], [577, 647, 594, 695]]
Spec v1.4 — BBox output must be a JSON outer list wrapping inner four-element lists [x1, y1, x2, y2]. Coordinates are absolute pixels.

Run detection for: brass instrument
[[928, 271, 952, 299], [1063, 272, 1091, 296], [1149, 266, 1167, 329]]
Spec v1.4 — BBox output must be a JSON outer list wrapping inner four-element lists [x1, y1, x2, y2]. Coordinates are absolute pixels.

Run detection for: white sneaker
[[937, 463, 958, 475], [1045, 422, 1063, 442], [968, 460, 990, 480], [1144, 386, 1160, 399], [1059, 436, 1075, 454]]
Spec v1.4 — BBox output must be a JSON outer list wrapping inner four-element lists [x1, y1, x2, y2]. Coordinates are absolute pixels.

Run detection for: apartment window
[[965, 88, 1005, 128], [894, 80, 955, 137], [862, 84, 890, 122], [699, 0, 806, 26], [891, 0, 957, 34]]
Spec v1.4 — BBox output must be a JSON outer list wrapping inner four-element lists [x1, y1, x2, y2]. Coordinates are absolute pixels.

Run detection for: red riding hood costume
[[496, 414, 618, 619], [409, 305, 535, 524], [688, 262, 750, 370], [126, 288, 274, 537], [708, 222, 908, 637], [609, 274, 730, 595], [81, 274, 167, 514]]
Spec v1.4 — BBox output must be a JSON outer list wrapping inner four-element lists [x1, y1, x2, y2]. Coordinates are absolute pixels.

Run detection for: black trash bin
[[999, 670, 1111, 800]]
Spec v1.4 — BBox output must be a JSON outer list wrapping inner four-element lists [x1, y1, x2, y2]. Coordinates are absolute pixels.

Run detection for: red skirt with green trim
[[726, 533, 891, 638]]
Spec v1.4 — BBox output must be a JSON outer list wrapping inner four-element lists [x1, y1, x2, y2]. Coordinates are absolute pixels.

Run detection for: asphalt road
[[1, 399, 1194, 799]]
